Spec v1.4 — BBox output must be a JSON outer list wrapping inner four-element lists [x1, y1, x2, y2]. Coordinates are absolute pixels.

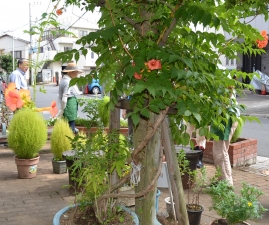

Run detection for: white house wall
[[0, 35, 30, 79]]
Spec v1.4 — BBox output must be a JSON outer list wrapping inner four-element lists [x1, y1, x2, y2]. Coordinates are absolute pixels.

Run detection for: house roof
[[0, 34, 30, 44]]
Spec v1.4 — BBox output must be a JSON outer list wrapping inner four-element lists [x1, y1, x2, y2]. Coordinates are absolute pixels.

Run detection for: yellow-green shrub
[[7, 108, 47, 159], [51, 119, 74, 160]]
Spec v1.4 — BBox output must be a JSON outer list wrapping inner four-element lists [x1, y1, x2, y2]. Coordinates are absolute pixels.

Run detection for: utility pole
[[12, 31, 14, 71], [29, 2, 33, 86]]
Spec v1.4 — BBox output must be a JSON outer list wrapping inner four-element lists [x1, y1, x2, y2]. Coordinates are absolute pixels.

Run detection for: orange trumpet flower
[[5, 90, 23, 111], [35, 101, 58, 117]]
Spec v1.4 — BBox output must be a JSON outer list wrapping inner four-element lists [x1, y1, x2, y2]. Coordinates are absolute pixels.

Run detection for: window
[[226, 57, 229, 66], [40, 47, 44, 53], [230, 58, 234, 66], [64, 47, 72, 51], [14, 51, 22, 59], [79, 30, 88, 37], [91, 51, 94, 59]]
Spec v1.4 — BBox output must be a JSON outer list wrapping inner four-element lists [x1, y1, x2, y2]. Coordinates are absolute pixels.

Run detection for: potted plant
[[207, 180, 267, 225], [77, 97, 129, 136], [50, 119, 74, 174], [177, 148, 202, 189], [58, 128, 136, 224], [7, 108, 48, 178], [185, 167, 207, 225]]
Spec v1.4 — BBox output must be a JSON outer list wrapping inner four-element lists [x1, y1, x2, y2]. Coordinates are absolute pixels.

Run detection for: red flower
[[5, 91, 23, 111], [56, 8, 63, 16], [134, 72, 142, 80], [257, 30, 268, 49], [147, 59, 162, 70]]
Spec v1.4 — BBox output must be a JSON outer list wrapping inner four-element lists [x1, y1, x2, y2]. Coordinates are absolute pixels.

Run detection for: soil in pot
[[186, 204, 204, 225], [210, 219, 250, 225], [59, 205, 178, 225], [60, 205, 135, 225]]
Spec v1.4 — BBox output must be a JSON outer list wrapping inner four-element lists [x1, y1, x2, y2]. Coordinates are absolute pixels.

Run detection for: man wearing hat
[[58, 62, 83, 133]]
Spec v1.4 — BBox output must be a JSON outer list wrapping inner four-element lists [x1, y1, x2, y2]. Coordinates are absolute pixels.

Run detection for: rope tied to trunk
[[130, 161, 142, 186]]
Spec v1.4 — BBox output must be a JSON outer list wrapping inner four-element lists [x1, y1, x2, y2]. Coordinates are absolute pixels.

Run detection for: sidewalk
[[0, 142, 269, 225]]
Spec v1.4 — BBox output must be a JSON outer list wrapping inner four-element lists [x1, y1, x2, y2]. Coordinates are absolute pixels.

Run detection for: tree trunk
[[134, 112, 161, 225], [162, 118, 189, 225], [109, 106, 120, 186]]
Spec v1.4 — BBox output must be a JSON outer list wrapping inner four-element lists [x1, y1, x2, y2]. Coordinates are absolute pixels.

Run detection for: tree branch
[[131, 106, 170, 164], [97, 145, 163, 202]]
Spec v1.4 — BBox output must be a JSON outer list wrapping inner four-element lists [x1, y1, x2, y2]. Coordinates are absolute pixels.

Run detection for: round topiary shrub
[[7, 108, 48, 159], [51, 119, 74, 161]]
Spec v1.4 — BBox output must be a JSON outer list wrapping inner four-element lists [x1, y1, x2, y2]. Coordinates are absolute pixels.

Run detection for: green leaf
[[202, 12, 212, 27], [75, 52, 80, 62], [193, 9, 204, 27], [140, 108, 150, 118], [131, 113, 140, 127], [133, 83, 146, 94], [193, 112, 201, 123], [184, 110, 191, 116], [169, 55, 180, 63], [171, 68, 186, 80], [147, 86, 156, 97], [82, 49, 88, 57], [180, 57, 193, 70], [149, 105, 159, 113]]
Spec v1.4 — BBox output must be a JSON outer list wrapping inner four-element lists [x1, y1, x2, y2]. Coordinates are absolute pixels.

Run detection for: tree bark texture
[[109, 106, 121, 186], [134, 112, 162, 225]]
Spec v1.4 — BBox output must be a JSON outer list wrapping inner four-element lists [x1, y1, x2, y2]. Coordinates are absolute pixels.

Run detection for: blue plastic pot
[[53, 204, 139, 225]]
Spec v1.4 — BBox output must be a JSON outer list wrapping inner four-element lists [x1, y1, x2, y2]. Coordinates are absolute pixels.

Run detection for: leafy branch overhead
[[54, 0, 268, 142]]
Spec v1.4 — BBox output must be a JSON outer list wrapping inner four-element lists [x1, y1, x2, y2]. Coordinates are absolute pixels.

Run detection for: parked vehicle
[[88, 78, 102, 94]]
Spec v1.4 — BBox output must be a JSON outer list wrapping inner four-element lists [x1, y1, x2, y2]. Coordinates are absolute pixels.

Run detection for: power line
[[38, 11, 87, 49]]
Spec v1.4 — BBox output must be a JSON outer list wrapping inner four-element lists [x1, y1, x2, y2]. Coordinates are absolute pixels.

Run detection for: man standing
[[9, 59, 29, 90]]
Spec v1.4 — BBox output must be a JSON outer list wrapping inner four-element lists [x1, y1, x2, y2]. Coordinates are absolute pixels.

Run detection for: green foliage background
[[0, 54, 14, 75]]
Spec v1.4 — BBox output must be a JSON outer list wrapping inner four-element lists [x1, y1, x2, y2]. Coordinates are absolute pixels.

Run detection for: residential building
[[0, 34, 30, 79], [31, 9, 100, 84], [224, 14, 269, 83]]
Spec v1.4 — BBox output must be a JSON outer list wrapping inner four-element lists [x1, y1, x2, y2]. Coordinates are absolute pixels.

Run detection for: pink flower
[[134, 72, 142, 80], [147, 59, 162, 70]]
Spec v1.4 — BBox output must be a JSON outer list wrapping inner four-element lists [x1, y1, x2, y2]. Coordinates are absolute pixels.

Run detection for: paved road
[[31, 83, 100, 120], [241, 118, 269, 157]]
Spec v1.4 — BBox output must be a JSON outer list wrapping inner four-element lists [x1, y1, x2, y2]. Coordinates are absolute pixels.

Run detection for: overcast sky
[[0, 0, 100, 42]]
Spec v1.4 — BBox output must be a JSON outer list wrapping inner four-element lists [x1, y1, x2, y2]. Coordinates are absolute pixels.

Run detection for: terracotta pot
[[210, 219, 250, 225], [15, 156, 40, 179]]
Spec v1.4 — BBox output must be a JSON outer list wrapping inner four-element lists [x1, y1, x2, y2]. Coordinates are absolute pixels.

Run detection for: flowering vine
[[256, 30, 268, 49], [133, 59, 162, 80], [5, 83, 58, 117]]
